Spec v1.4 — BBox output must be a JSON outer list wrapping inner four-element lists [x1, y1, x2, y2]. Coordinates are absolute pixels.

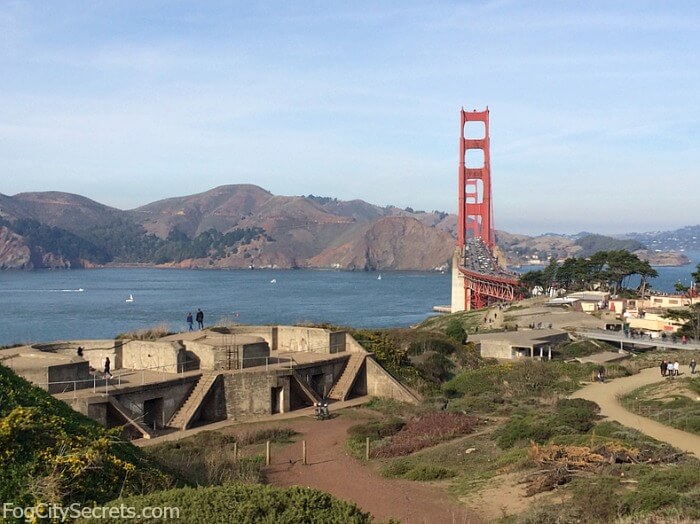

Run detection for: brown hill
[[10, 191, 125, 232], [0, 185, 457, 270], [309, 216, 455, 270], [0, 227, 31, 269], [130, 184, 274, 239], [0, 184, 688, 271]]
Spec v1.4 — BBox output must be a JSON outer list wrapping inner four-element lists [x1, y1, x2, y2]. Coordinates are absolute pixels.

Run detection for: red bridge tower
[[458, 108, 494, 248], [451, 108, 519, 312]]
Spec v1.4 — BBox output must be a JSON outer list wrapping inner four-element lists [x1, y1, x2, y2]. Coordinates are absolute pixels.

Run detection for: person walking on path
[[660, 360, 667, 377], [103, 357, 112, 379], [196, 309, 204, 330], [690, 358, 697, 375], [597, 366, 605, 383], [674, 360, 680, 377], [186, 312, 193, 331]]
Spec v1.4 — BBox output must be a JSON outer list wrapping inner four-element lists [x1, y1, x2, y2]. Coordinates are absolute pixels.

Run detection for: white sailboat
[[377, 274, 382, 280], [125, 294, 134, 303]]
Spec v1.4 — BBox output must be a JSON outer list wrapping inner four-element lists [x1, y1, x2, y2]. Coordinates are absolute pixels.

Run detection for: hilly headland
[[0, 184, 692, 270]]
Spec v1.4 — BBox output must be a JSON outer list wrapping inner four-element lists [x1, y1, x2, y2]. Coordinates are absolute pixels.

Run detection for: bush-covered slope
[[90, 483, 372, 524], [0, 364, 177, 507]]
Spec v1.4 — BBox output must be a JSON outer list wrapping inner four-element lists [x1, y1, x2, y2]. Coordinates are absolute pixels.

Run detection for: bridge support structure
[[451, 108, 519, 312]]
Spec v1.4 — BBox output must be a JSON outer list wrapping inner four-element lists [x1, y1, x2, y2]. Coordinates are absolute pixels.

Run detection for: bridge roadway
[[579, 330, 700, 352], [461, 238, 519, 281]]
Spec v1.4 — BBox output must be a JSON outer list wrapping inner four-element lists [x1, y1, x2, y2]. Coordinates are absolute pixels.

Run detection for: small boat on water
[[125, 294, 134, 303], [377, 274, 382, 280]]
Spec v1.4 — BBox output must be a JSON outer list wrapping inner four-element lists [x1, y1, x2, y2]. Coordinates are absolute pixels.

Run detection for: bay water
[[0, 269, 450, 346], [1, 253, 697, 347]]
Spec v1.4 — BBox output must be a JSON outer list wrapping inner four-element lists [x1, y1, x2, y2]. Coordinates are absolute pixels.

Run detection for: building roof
[[470, 329, 568, 347]]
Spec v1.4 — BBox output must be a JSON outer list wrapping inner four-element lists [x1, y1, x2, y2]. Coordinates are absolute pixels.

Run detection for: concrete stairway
[[328, 353, 366, 401], [168, 371, 219, 430], [291, 370, 322, 404], [107, 397, 154, 440]]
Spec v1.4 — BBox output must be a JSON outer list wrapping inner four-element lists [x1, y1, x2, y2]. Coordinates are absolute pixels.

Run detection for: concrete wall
[[365, 357, 419, 404], [31, 340, 123, 372], [183, 340, 218, 370], [345, 335, 369, 354], [478, 340, 515, 359], [227, 326, 275, 349], [276, 327, 333, 353], [330, 331, 346, 353], [221, 371, 290, 419], [450, 248, 466, 313], [199, 378, 227, 423], [85, 348, 119, 373], [122, 340, 185, 373], [240, 342, 269, 368], [47, 361, 92, 393], [226, 326, 347, 355]]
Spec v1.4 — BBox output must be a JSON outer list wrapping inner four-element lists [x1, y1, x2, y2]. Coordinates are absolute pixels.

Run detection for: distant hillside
[[574, 234, 646, 258], [620, 225, 700, 252], [496, 231, 689, 267], [0, 185, 691, 270], [0, 186, 455, 270]]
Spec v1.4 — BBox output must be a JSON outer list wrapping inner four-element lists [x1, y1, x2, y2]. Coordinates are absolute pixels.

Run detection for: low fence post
[[365, 437, 370, 461], [233, 442, 238, 462], [303, 440, 307, 465], [266, 441, 271, 466]]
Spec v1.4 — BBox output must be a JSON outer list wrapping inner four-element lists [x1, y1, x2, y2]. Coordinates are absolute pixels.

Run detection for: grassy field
[[621, 378, 700, 435]]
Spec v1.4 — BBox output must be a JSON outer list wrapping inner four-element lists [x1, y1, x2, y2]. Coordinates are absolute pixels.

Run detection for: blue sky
[[1, 1, 699, 235]]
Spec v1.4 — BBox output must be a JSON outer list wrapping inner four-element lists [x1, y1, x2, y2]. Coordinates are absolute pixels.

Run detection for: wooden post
[[266, 441, 271, 466], [365, 437, 370, 461], [302, 440, 307, 465], [233, 441, 238, 462]]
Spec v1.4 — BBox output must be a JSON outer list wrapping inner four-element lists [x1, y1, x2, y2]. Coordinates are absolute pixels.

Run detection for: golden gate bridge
[[451, 108, 520, 312]]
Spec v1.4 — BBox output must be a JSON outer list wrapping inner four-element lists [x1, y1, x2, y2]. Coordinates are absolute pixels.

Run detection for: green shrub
[[403, 465, 455, 481], [570, 477, 622, 522], [637, 464, 700, 494], [625, 486, 680, 513], [380, 461, 454, 481], [442, 365, 507, 397], [555, 398, 600, 433], [417, 352, 455, 383], [507, 360, 557, 396], [408, 338, 457, 356], [89, 483, 372, 523], [380, 459, 413, 478], [445, 319, 467, 343], [493, 414, 555, 449], [0, 365, 176, 507]]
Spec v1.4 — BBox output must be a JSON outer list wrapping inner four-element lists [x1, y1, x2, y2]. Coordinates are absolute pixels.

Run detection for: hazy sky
[[1, 1, 699, 235]]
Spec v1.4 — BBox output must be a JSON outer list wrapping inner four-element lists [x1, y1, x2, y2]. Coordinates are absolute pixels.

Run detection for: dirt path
[[262, 414, 481, 524], [571, 367, 700, 458]]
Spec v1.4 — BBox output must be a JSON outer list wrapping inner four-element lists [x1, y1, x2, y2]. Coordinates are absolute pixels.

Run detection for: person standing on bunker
[[196, 309, 204, 329]]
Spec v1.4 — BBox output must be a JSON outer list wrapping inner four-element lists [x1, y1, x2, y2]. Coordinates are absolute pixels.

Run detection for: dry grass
[[115, 323, 171, 340]]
